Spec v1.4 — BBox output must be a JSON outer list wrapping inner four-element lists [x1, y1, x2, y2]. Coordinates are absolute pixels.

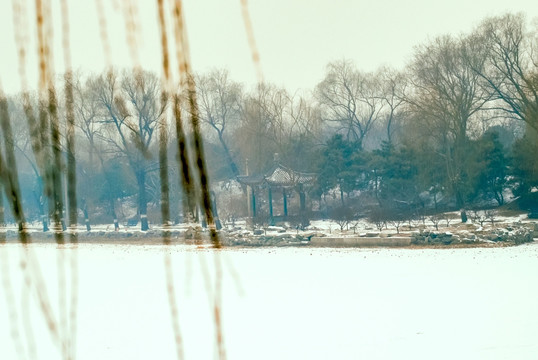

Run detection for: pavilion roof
[[237, 163, 316, 188]]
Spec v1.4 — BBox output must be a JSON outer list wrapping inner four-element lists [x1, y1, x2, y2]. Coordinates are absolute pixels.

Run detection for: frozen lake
[[1, 241, 538, 359]]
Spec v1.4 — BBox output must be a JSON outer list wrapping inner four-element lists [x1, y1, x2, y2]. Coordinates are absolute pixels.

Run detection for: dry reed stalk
[[197, 250, 227, 360], [60, 0, 78, 232], [59, 2, 80, 357], [157, 2, 185, 359], [213, 252, 225, 360], [6, 2, 68, 356], [22, 278, 37, 360], [172, 93, 196, 221], [11, 0, 30, 91], [36, 4, 71, 359], [240, 0, 264, 83], [0, 98, 43, 360], [0, 94, 26, 232], [157, 0, 172, 234], [7, 242, 63, 353], [168, 0, 196, 222], [167, 4, 226, 357], [34, 2, 75, 359], [1, 0, 269, 358], [170, 0, 220, 247], [94, 0, 112, 67], [35, 0, 64, 235], [120, 0, 141, 68], [164, 254, 185, 360], [0, 249, 28, 360], [0, 184, 28, 360]]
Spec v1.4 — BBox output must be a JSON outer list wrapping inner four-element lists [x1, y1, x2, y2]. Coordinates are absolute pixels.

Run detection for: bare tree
[[234, 82, 323, 176], [73, 73, 123, 230], [331, 206, 354, 231], [472, 13, 538, 132], [288, 95, 323, 142], [8, 94, 50, 231], [91, 69, 165, 231], [196, 69, 242, 178], [315, 60, 385, 147], [284, 94, 324, 170], [73, 74, 101, 170], [235, 83, 287, 173], [378, 67, 408, 146], [406, 35, 491, 211], [429, 215, 441, 230], [469, 210, 488, 227]]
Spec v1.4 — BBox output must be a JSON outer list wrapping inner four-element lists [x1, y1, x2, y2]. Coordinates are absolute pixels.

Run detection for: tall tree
[[511, 126, 538, 195], [476, 130, 509, 205], [284, 94, 323, 171], [316, 134, 360, 205], [472, 13, 538, 132], [472, 14, 538, 200], [367, 142, 420, 209], [406, 35, 491, 211], [196, 69, 242, 178], [91, 69, 164, 231], [315, 60, 385, 147], [235, 83, 287, 174], [378, 67, 408, 146], [9, 94, 50, 230], [74, 73, 126, 230]]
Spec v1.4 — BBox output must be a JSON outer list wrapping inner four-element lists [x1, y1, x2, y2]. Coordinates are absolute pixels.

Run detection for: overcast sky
[[0, 0, 537, 95]]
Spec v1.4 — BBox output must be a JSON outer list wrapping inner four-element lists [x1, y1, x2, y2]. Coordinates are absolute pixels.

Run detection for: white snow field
[[1, 242, 538, 360]]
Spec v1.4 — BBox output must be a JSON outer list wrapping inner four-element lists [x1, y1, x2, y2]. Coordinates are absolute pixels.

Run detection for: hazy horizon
[[1, 0, 537, 95]]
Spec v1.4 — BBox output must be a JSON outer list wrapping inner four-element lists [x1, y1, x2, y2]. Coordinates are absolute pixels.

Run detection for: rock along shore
[[1, 221, 536, 248]]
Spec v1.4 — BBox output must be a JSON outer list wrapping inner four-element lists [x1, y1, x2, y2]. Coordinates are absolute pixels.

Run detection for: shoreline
[[1, 219, 536, 248], [0, 233, 531, 249]]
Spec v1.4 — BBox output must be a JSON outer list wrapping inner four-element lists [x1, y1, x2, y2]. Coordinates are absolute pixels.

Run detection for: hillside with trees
[[1, 12, 537, 230]]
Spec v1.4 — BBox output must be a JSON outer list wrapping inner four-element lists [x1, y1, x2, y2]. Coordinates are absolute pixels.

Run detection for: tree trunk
[[36, 189, 49, 232], [373, 170, 381, 206], [42, 214, 49, 232], [194, 204, 200, 223], [218, 132, 239, 178], [268, 187, 273, 223], [460, 209, 468, 223], [494, 185, 504, 206], [455, 188, 465, 211], [453, 134, 468, 213], [159, 121, 170, 227], [137, 170, 149, 231], [82, 198, 91, 231], [0, 188, 4, 240], [107, 196, 119, 231], [283, 189, 288, 217], [210, 191, 222, 230], [251, 191, 257, 218]]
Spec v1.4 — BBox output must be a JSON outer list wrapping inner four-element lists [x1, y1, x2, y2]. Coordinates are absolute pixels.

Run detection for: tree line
[[313, 13, 538, 222], [1, 12, 537, 230]]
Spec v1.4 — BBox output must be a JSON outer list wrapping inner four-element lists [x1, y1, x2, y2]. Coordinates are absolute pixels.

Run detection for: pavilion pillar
[[300, 191, 306, 212], [283, 189, 288, 217], [268, 187, 273, 218], [251, 188, 257, 217], [268, 187, 274, 225]]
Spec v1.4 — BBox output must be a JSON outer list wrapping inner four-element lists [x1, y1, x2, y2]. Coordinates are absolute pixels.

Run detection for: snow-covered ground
[[1, 242, 538, 359]]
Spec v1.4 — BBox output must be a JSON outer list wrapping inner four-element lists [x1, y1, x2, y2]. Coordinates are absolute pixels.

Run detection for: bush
[[330, 206, 355, 231]]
